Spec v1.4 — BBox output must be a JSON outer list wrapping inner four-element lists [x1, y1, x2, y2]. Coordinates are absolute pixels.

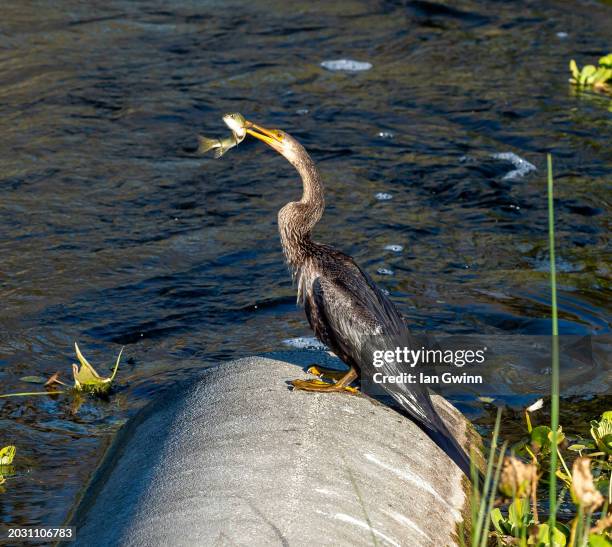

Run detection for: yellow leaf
[[569, 59, 580, 80], [72, 342, 124, 394], [0, 446, 16, 466]]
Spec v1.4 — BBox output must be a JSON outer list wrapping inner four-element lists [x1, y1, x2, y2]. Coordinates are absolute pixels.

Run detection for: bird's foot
[[307, 365, 349, 381], [291, 367, 359, 394], [291, 378, 358, 394]]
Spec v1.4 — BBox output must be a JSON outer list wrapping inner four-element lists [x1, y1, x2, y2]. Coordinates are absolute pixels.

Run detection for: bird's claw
[[307, 365, 349, 381], [291, 378, 358, 394]]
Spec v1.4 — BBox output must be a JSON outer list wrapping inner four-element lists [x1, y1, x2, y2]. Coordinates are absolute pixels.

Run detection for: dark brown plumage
[[245, 121, 472, 477]]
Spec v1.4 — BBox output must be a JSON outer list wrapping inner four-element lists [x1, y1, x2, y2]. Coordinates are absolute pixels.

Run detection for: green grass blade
[[479, 441, 508, 547], [473, 408, 502, 547], [0, 390, 65, 398], [470, 449, 480, 546], [547, 153, 560, 543], [109, 346, 124, 383]]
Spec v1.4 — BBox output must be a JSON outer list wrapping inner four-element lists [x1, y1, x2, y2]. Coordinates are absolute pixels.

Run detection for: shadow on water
[[0, 0, 610, 527]]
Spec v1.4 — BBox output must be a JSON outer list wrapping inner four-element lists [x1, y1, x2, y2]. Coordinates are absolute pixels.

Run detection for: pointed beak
[[245, 121, 283, 148]]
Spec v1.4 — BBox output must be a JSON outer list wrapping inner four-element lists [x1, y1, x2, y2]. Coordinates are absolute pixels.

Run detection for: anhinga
[[243, 119, 472, 478]]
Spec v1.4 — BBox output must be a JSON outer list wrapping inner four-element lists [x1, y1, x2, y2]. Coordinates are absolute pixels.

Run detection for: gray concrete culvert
[[70, 354, 472, 547]]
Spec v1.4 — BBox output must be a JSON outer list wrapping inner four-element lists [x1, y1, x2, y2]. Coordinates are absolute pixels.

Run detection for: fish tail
[[197, 136, 220, 154], [213, 147, 226, 159]]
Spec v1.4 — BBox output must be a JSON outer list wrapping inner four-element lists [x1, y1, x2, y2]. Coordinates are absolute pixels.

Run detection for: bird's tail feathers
[[423, 421, 474, 481], [387, 387, 478, 483]]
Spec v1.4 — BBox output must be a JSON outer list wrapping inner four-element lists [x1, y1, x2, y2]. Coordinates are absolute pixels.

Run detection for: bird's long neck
[[278, 153, 325, 269]]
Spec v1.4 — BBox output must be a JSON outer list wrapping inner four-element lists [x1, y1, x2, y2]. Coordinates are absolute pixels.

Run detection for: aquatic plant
[[71, 342, 123, 395], [461, 408, 508, 547], [0, 445, 16, 488], [463, 157, 611, 546], [463, 404, 611, 546], [547, 153, 562, 545], [495, 401, 611, 546], [0, 446, 15, 466], [590, 412, 612, 456], [506, 453, 608, 545], [569, 54, 612, 93], [0, 343, 123, 399]]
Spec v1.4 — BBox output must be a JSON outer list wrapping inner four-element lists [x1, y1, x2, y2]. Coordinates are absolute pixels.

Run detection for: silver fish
[[197, 133, 241, 159], [222, 112, 247, 139], [197, 112, 248, 159]]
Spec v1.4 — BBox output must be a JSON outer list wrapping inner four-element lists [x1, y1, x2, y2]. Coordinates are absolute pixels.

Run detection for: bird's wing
[[307, 274, 380, 362], [306, 258, 473, 477], [303, 250, 398, 354], [308, 264, 435, 413]]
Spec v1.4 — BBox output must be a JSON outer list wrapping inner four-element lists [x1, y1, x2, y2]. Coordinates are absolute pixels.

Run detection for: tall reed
[[547, 154, 560, 543]]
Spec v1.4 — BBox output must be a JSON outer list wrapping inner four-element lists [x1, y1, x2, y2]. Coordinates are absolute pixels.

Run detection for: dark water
[[1, 0, 610, 529]]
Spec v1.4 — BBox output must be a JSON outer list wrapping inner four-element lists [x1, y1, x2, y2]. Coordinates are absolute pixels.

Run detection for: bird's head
[[243, 120, 305, 166]]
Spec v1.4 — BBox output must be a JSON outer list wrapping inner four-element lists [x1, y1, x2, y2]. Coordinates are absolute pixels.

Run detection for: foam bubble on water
[[491, 152, 537, 181], [296, 108, 309, 115], [377, 268, 394, 276], [556, 31, 568, 38], [320, 59, 373, 72], [282, 337, 327, 350], [384, 244, 403, 252], [375, 192, 393, 201], [377, 131, 394, 138]]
